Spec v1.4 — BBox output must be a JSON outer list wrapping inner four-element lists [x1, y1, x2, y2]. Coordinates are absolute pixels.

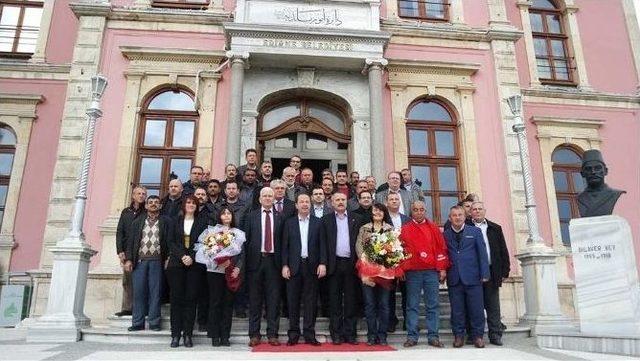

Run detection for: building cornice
[[0, 93, 44, 119], [531, 116, 604, 129], [224, 22, 391, 45], [121, 46, 226, 64], [0, 61, 70, 80], [387, 59, 480, 76], [69, 1, 112, 18], [109, 6, 232, 25], [523, 87, 640, 108], [381, 19, 522, 43]]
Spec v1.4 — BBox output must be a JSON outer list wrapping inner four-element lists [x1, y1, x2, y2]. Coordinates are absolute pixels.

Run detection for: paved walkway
[[1, 328, 634, 360]]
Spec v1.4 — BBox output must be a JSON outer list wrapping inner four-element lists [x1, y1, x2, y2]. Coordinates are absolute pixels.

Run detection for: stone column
[[365, 58, 388, 183], [225, 51, 248, 165]]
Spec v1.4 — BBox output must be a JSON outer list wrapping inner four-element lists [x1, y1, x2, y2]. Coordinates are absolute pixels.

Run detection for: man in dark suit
[[271, 179, 297, 219], [320, 192, 363, 345], [282, 193, 326, 346], [243, 187, 284, 346], [311, 186, 332, 218], [385, 191, 411, 331], [375, 171, 413, 215], [123, 195, 173, 331], [443, 205, 490, 348], [471, 201, 510, 346]]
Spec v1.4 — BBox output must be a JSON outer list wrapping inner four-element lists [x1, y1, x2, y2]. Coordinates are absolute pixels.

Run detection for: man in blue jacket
[[443, 205, 490, 348]]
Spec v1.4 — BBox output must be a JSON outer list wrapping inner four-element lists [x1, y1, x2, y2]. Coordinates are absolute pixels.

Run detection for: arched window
[[134, 89, 198, 197], [0, 125, 17, 228], [529, 0, 573, 84], [405, 98, 462, 225], [398, 0, 449, 21], [552, 145, 584, 246]]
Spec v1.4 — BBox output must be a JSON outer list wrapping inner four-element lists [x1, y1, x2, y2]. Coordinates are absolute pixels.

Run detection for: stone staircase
[[82, 290, 530, 344]]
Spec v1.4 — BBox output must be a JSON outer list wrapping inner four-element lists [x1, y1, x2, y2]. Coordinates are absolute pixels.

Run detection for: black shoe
[[183, 335, 193, 348], [128, 325, 144, 332], [198, 324, 207, 332], [212, 338, 221, 347], [305, 338, 321, 346], [379, 340, 388, 346], [287, 338, 298, 346], [387, 324, 397, 333], [490, 337, 503, 346], [346, 338, 359, 345], [115, 310, 132, 317], [235, 310, 247, 318], [150, 325, 162, 332], [332, 337, 343, 345], [220, 339, 231, 347], [366, 339, 376, 346], [170, 336, 180, 348]]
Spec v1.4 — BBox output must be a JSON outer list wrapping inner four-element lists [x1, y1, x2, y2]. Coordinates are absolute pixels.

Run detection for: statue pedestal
[[570, 215, 640, 335], [536, 215, 640, 357]]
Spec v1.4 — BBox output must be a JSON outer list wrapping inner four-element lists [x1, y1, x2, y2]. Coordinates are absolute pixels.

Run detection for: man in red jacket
[[400, 201, 449, 348]]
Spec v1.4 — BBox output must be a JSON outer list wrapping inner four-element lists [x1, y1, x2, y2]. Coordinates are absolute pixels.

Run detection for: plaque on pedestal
[[569, 215, 640, 336]]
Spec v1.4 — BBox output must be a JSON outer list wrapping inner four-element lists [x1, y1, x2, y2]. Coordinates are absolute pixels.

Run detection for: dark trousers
[[484, 281, 503, 340], [362, 283, 390, 342], [165, 264, 201, 337], [448, 283, 485, 338], [248, 255, 281, 338], [318, 278, 330, 317], [121, 269, 133, 312], [328, 258, 358, 341], [132, 259, 163, 328], [286, 259, 318, 341], [388, 280, 407, 328], [195, 264, 209, 327], [234, 279, 249, 314], [207, 272, 235, 341]]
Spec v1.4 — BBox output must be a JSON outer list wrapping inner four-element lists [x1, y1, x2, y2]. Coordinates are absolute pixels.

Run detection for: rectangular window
[[0, 0, 43, 58], [398, 0, 450, 22], [151, 0, 209, 9]]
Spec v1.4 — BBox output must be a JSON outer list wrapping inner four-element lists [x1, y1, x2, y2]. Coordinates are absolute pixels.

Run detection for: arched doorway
[[257, 98, 351, 181]]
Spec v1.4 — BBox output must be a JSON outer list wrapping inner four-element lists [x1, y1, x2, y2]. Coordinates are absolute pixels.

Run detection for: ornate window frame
[[0, 93, 42, 278], [517, 0, 591, 89], [386, 59, 481, 204], [533, 115, 602, 251]]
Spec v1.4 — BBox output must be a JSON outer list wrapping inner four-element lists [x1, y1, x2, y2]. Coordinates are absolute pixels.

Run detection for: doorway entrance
[[257, 97, 351, 180]]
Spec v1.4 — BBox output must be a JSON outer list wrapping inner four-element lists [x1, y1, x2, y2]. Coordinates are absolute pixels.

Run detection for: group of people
[[115, 149, 511, 349]]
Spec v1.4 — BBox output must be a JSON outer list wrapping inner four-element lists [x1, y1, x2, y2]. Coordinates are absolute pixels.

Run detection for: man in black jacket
[[281, 193, 326, 346], [182, 165, 204, 196], [243, 187, 285, 347], [115, 186, 147, 317], [161, 179, 183, 220], [320, 192, 363, 345], [124, 195, 174, 331], [471, 201, 510, 346]]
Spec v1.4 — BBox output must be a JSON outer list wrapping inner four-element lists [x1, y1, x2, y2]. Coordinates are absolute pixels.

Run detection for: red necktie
[[264, 209, 272, 253]]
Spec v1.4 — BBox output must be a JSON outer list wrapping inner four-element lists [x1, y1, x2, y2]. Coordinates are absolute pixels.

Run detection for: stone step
[[108, 315, 453, 332], [82, 325, 531, 344]]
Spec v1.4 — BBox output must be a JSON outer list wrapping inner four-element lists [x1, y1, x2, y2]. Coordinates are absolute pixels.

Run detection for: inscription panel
[[237, 0, 379, 31], [570, 215, 640, 336]]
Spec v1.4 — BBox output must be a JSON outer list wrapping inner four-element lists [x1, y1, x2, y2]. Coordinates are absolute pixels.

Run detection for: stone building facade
[[0, 0, 639, 326]]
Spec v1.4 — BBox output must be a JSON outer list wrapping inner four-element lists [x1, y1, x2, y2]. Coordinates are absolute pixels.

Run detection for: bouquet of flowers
[[196, 225, 245, 291], [356, 229, 410, 289]]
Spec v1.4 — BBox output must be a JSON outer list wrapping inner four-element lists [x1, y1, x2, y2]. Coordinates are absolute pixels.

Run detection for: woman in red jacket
[[399, 201, 449, 348]]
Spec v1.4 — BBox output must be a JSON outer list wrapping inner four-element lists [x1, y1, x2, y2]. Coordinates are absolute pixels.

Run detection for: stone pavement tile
[[0, 344, 62, 360], [540, 348, 637, 361]]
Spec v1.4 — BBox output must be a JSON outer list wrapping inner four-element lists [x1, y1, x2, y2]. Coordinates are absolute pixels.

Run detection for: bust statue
[[577, 149, 625, 217]]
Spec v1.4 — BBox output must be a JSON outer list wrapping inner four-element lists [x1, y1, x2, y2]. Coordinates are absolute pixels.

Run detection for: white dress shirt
[[313, 205, 324, 219], [390, 212, 402, 230], [260, 207, 275, 253], [298, 215, 310, 258], [474, 219, 491, 264]]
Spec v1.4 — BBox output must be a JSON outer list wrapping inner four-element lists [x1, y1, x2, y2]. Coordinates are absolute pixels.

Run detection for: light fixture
[[506, 94, 523, 116], [91, 74, 108, 101]]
